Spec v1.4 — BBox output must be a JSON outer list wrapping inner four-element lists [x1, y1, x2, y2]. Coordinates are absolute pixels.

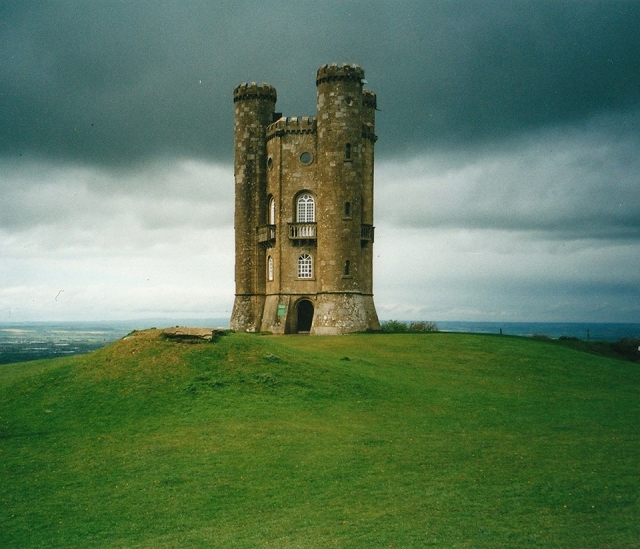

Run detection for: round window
[[300, 152, 313, 165]]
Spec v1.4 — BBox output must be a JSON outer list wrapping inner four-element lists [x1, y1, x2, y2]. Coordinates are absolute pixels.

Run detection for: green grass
[[1, 331, 638, 548]]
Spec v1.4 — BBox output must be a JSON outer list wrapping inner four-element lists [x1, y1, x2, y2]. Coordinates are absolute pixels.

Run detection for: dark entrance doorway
[[296, 299, 314, 333]]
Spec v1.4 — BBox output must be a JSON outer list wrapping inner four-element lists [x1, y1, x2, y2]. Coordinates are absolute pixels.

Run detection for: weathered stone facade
[[230, 63, 380, 335]]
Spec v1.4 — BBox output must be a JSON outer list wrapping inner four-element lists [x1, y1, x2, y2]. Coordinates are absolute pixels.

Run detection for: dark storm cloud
[[1, 1, 639, 166]]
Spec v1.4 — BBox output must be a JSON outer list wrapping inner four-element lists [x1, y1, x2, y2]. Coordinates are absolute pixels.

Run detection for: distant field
[[0, 320, 230, 365], [1, 331, 638, 548], [0, 323, 133, 364]]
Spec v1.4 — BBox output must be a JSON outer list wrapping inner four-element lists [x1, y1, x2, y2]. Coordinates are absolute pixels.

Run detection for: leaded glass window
[[297, 193, 315, 223], [297, 253, 312, 279]]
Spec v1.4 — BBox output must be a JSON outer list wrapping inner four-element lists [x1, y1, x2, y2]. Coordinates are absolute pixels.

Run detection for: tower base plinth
[[230, 295, 265, 333], [311, 293, 380, 335]]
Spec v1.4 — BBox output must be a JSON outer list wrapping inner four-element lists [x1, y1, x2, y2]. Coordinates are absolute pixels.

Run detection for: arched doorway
[[296, 299, 314, 333]]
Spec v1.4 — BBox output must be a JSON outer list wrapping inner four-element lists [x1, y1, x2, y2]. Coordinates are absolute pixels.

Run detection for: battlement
[[363, 90, 377, 109], [266, 116, 317, 140], [316, 63, 365, 86], [233, 82, 277, 103]]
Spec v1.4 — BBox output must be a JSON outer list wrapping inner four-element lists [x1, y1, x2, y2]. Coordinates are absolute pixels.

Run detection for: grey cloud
[[374, 226, 640, 322], [376, 114, 640, 240], [0, 159, 232, 235]]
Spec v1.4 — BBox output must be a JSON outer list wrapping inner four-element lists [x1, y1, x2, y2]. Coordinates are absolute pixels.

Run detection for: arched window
[[297, 253, 313, 279], [267, 256, 274, 281], [297, 193, 315, 223], [344, 260, 350, 276], [268, 196, 275, 225], [344, 201, 351, 217]]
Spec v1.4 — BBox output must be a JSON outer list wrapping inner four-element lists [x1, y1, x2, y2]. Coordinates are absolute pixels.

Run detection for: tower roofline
[[233, 82, 277, 103], [316, 63, 365, 86]]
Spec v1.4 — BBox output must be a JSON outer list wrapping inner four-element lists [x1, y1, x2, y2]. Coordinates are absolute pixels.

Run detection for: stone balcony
[[361, 224, 375, 243], [288, 222, 317, 241]]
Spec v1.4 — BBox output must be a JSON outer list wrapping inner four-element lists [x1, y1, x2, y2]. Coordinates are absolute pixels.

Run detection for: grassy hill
[[1, 331, 638, 548]]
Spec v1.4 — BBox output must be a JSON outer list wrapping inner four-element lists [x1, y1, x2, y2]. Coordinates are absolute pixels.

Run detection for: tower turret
[[312, 63, 380, 334], [230, 82, 277, 332]]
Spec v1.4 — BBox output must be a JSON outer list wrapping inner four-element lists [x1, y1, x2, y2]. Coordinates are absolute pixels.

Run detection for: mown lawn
[[1, 331, 638, 548]]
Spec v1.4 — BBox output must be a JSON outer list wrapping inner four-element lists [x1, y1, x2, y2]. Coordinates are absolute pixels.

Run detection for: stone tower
[[230, 63, 380, 335]]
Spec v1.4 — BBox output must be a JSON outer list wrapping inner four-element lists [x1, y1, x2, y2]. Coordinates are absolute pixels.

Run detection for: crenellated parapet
[[362, 90, 377, 109], [266, 116, 317, 140], [233, 82, 277, 103], [316, 62, 364, 86]]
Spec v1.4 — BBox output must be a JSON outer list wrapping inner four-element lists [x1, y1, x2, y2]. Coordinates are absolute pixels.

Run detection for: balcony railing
[[288, 222, 317, 240], [257, 224, 276, 248], [361, 224, 375, 242]]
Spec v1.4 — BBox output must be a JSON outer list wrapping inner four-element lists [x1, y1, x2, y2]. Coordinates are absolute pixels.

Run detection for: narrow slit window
[[268, 196, 276, 225], [345, 143, 352, 161], [344, 260, 350, 276], [344, 201, 351, 217]]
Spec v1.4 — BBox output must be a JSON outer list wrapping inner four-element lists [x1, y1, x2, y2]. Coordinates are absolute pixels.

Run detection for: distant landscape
[[1, 320, 639, 365], [1, 330, 638, 547], [0, 319, 230, 364]]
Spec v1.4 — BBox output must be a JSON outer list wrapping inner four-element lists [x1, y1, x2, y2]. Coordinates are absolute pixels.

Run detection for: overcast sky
[[1, 1, 639, 324]]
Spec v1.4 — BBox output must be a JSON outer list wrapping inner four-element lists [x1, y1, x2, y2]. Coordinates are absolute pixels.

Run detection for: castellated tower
[[230, 63, 380, 334]]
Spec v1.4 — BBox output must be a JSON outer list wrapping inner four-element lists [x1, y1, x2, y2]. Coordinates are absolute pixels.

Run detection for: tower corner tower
[[230, 82, 277, 332]]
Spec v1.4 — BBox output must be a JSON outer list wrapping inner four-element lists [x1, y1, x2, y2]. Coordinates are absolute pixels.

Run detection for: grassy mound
[[1, 331, 638, 548]]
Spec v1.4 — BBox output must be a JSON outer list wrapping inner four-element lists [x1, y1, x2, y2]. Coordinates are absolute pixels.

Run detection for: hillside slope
[[1, 331, 639, 548]]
